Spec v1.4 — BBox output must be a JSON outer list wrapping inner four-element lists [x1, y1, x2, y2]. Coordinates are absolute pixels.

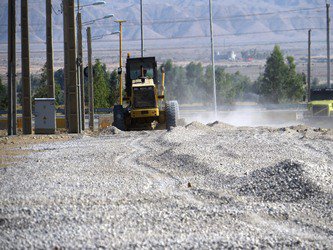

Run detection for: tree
[[161, 59, 253, 105], [258, 45, 305, 103], [109, 69, 119, 106], [161, 60, 188, 103], [0, 77, 7, 110], [54, 68, 64, 90], [93, 59, 111, 108], [33, 83, 63, 106], [32, 64, 63, 106], [311, 77, 320, 88], [203, 66, 251, 104], [185, 62, 204, 102], [284, 56, 306, 102], [260, 45, 287, 103]]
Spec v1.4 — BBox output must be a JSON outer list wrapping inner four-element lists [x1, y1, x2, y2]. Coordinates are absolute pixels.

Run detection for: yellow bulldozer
[[112, 56, 180, 130]]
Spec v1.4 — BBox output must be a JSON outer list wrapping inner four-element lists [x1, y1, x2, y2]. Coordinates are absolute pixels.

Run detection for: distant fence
[[0, 104, 307, 115], [179, 104, 307, 111]]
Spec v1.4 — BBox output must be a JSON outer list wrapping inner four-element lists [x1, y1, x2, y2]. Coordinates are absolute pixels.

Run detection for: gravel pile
[[238, 160, 321, 202], [185, 121, 209, 130], [207, 121, 235, 130], [0, 122, 332, 248]]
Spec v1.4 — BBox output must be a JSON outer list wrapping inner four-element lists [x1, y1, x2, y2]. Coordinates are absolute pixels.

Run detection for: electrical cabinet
[[34, 98, 56, 134]]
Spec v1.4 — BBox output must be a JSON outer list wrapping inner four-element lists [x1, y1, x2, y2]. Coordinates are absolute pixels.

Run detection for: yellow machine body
[[113, 56, 178, 131], [125, 70, 166, 130]]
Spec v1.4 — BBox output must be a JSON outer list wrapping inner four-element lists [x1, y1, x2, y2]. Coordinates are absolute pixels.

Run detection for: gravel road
[[0, 122, 332, 248]]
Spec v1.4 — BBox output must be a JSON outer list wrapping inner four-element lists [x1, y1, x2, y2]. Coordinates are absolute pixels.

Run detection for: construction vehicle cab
[[113, 57, 180, 130], [307, 88, 333, 117], [298, 88, 333, 128]]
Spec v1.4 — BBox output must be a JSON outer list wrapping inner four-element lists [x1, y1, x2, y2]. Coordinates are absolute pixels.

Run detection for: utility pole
[[46, 0, 55, 99], [308, 29, 312, 101], [21, 0, 32, 134], [209, 0, 217, 118], [76, 12, 83, 131], [115, 20, 126, 105], [7, 0, 16, 135], [77, 0, 85, 130], [327, 1, 331, 88], [64, 0, 79, 133], [140, 0, 144, 57], [63, 0, 69, 129], [87, 27, 94, 131]]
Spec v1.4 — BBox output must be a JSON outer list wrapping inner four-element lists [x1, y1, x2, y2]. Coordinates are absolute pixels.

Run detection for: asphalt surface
[[0, 122, 332, 248]]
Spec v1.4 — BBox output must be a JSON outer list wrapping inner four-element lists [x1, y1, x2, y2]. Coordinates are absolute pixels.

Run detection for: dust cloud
[[181, 108, 302, 128]]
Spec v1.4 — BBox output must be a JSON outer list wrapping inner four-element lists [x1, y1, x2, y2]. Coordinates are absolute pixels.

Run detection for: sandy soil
[[0, 123, 332, 248]]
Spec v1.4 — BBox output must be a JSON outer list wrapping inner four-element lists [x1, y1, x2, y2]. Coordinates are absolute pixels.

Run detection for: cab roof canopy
[[125, 57, 158, 97], [310, 88, 333, 101]]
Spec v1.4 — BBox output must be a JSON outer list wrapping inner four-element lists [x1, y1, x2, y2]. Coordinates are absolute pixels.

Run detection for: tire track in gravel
[[134, 132, 235, 207], [113, 135, 155, 191], [115, 132, 205, 204], [129, 134, 182, 193]]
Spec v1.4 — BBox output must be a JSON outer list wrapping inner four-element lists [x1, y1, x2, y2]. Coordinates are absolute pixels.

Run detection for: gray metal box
[[34, 98, 56, 134]]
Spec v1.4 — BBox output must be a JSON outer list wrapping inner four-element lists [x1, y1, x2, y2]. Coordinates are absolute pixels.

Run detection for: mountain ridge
[[0, 0, 329, 57]]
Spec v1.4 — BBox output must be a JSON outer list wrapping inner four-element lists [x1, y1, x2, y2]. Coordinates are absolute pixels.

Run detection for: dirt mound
[[185, 121, 208, 130], [238, 160, 320, 202]]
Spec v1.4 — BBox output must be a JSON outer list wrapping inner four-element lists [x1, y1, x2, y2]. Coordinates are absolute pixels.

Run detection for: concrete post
[[307, 29, 311, 101], [87, 27, 94, 131], [326, 2, 331, 88], [46, 0, 55, 99], [21, 0, 32, 134], [63, 0, 69, 129], [77, 12, 85, 130], [7, 0, 16, 135], [64, 0, 79, 133]]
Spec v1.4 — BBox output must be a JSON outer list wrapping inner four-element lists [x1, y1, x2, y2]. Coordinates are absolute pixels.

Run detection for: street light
[[209, 0, 217, 118], [82, 14, 114, 26], [86, 28, 119, 130], [77, 1, 106, 10], [115, 20, 126, 105], [91, 31, 120, 40], [76, 0, 107, 131]]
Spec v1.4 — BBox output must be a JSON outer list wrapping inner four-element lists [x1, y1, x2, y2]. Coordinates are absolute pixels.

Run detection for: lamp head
[[93, 1, 106, 6], [104, 14, 114, 19]]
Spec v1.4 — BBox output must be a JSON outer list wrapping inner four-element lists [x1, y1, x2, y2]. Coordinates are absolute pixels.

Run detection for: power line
[[0, 6, 327, 27], [0, 39, 328, 54], [125, 7, 326, 26], [0, 27, 328, 45]]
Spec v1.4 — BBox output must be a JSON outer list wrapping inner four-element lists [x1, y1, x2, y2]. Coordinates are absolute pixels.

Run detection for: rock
[[101, 126, 123, 135]]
